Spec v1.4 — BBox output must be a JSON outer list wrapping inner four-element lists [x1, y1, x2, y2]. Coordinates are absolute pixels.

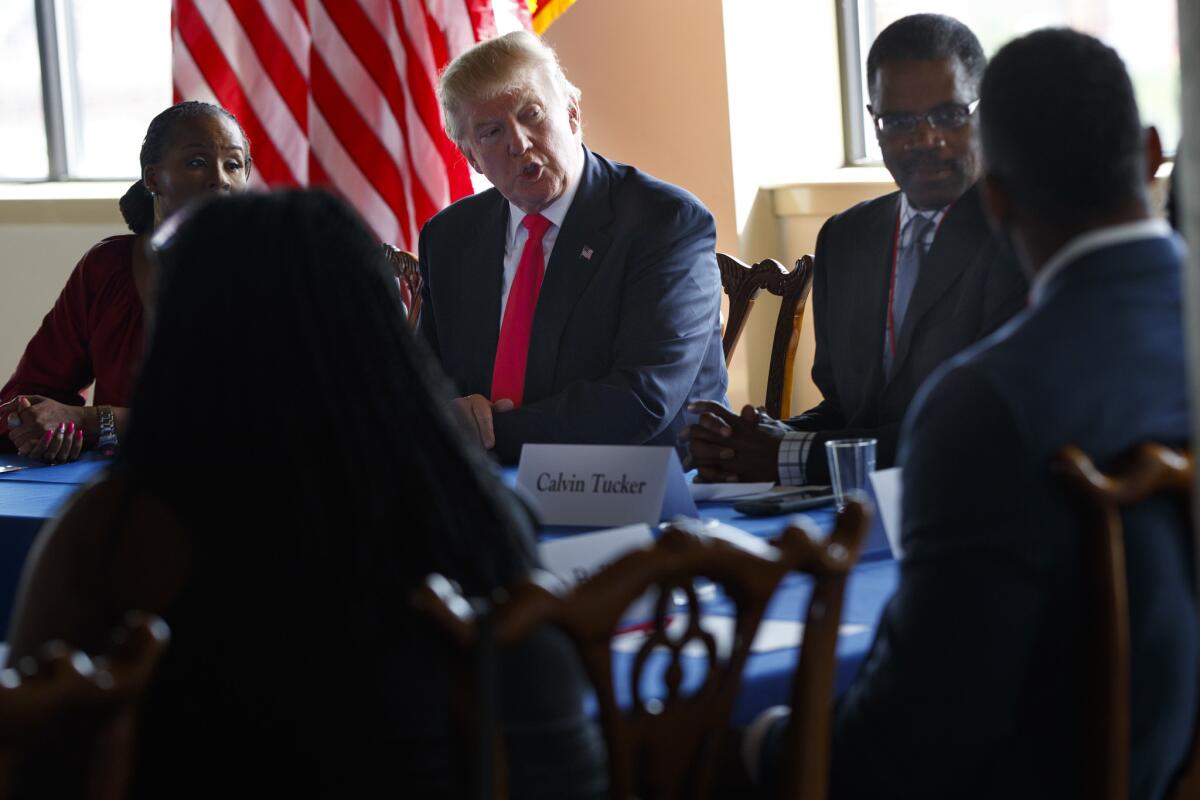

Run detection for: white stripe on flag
[[256, 0, 311, 78], [190, 0, 308, 183], [428, 0, 477, 58], [367, 0, 452, 209], [172, 30, 220, 105], [309, 104, 402, 245]]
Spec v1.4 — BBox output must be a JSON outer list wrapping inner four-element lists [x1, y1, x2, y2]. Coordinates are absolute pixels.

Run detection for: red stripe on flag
[[310, 52, 412, 234], [320, 0, 438, 227], [175, 0, 299, 186], [414, 1, 474, 202], [309, 150, 330, 187], [463, 0, 498, 42], [225, 0, 308, 133]]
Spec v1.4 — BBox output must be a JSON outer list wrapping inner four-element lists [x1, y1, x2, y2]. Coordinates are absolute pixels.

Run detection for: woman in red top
[[0, 101, 251, 462]]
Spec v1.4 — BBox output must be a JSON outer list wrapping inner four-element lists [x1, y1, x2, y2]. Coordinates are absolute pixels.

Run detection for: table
[[0, 455, 898, 723]]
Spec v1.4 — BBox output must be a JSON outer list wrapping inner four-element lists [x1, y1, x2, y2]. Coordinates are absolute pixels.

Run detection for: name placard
[[866, 467, 904, 559], [538, 524, 658, 627], [516, 444, 698, 527]]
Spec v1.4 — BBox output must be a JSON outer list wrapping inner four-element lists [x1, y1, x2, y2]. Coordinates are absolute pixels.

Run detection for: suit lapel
[[524, 147, 613, 402], [849, 193, 900, 403], [465, 193, 509, 395], [890, 184, 988, 379]]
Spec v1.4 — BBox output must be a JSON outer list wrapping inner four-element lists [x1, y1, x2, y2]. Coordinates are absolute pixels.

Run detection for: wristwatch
[[97, 405, 119, 457]]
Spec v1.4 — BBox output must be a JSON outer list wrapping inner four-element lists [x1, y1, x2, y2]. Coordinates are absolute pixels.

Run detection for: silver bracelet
[[97, 405, 118, 456]]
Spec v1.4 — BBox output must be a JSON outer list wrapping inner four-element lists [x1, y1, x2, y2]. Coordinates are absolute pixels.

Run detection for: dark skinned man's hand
[[681, 401, 784, 483]]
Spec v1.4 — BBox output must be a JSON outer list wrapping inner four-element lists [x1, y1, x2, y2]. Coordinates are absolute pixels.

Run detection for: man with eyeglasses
[[742, 27, 1193, 798], [685, 14, 1027, 486]]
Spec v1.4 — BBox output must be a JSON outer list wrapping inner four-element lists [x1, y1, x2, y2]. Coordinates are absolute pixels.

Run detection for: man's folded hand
[[681, 401, 783, 483]]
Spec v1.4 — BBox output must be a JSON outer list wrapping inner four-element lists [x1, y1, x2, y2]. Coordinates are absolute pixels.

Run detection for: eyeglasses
[[870, 99, 980, 138]]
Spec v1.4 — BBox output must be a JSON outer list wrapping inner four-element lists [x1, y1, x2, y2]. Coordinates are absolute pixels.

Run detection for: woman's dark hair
[[122, 189, 534, 603], [118, 101, 251, 235]]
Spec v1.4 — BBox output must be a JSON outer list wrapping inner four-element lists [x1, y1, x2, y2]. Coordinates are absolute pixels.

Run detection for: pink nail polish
[[42, 430, 53, 443], [74, 429, 83, 440], [66, 422, 75, 435]]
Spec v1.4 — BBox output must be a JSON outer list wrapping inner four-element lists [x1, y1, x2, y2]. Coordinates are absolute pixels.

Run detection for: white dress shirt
[[776, 192, 948, 486], [499, 158, 586, 322]]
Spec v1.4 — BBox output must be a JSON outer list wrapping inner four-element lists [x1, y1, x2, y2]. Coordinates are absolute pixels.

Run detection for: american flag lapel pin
[[580, 245, 594, 260]]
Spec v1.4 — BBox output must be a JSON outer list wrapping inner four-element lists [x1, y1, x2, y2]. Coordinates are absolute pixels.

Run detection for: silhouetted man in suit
[[419, 31, 727, 463], [749, 28, 1196, 799], [686, 14, 1026, 484]]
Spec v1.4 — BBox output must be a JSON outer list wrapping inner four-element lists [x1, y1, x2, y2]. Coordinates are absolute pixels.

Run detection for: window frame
[[835, 0, 1179, 167], [834, 0, 871, 167], [26, 0, 121, 183]]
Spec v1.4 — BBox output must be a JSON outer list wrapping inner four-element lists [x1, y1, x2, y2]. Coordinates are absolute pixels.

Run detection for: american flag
[[171, 0, 538, 250]]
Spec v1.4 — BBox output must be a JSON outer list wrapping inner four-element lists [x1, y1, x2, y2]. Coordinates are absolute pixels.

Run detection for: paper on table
[[612, 614, 870, 657], [0, 464, 29, 474], [688, 481, 774, 501], [868, 467, 903, 558], [539, 524, 657, 625]]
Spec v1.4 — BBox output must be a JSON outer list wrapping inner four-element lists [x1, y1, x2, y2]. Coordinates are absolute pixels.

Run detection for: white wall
[[0, 189, 127, 388]]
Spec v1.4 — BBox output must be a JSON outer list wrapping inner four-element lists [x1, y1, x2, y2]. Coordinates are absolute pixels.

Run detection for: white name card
[[538, 524, 657, 625], [867, 467, 904, 558], [516, 445, 698, 527]]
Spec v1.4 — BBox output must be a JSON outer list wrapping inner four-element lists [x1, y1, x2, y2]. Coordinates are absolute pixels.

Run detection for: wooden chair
[[716, 254, 815, 419], [382, 243, 422, 329], [416, 501, 869, 799], [0, 612, 170, 800], [778, 500, 870, 800], [1054, 443, 1195, 800]]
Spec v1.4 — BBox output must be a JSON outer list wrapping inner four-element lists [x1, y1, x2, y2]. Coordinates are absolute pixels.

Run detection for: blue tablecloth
[[0, 453, 109, 484], [0, 457, 897, 722]]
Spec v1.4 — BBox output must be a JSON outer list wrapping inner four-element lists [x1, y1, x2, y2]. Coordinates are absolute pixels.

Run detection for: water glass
[[825, 438, 877, 510]]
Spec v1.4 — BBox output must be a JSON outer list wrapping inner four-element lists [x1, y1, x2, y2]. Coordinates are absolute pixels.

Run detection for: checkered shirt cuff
[[778, 431, 816, 486]]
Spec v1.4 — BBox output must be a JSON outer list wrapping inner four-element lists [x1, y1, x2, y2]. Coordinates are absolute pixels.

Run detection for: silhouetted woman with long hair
[[7, 190, 604, 798]]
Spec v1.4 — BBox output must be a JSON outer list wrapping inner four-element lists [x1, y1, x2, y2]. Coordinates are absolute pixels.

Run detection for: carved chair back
[[382, 244, 422, 329], [416, 501, 870, 800], [0, 612, 170, 800], [716, 254, 815, 418], [1055, 443, 1195, 800], [778, 501, 869, 799]]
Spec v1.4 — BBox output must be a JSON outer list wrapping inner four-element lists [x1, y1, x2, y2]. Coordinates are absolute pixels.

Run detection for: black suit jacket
[[418, 147, 727, 463], [831, 232, 1197, 798], [787, 185, 1027, 482]]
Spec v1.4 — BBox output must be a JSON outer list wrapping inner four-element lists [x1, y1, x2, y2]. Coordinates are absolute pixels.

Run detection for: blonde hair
[[438, 30, 581, 147]]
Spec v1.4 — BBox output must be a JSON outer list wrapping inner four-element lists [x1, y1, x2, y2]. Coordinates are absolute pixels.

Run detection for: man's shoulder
[[421, 185, 504, 238], [591, 151, 713, 222], [823, 189, 902, 231]]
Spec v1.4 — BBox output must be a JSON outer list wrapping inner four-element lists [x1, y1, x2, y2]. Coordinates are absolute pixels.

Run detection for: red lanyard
[[885, 203, 952, 355]]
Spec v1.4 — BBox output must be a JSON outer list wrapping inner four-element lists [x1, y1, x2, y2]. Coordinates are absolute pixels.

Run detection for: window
[[3, 0, 172, 181], [838, 0, 1180, 164], [0, 0, 49, 178]]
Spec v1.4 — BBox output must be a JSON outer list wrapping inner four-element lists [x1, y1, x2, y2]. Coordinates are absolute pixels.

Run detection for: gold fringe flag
[[527, 0, 577, 33]]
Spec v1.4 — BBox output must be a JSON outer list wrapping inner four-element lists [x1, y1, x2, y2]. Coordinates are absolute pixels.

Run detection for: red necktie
[[491, 213, 552, 407]]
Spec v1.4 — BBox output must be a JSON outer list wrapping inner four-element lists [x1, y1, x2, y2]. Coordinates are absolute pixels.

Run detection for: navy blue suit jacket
[[418, 147, 727, 463], [831, 232, 1197, 798]]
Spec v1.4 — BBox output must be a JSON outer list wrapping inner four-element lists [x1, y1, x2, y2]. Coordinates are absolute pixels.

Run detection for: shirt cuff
[[778, 431, 816, 486]]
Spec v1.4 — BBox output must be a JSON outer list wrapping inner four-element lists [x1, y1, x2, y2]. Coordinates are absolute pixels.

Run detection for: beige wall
[[543, 0, 738, 252], [0, 191, 127, 391]]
